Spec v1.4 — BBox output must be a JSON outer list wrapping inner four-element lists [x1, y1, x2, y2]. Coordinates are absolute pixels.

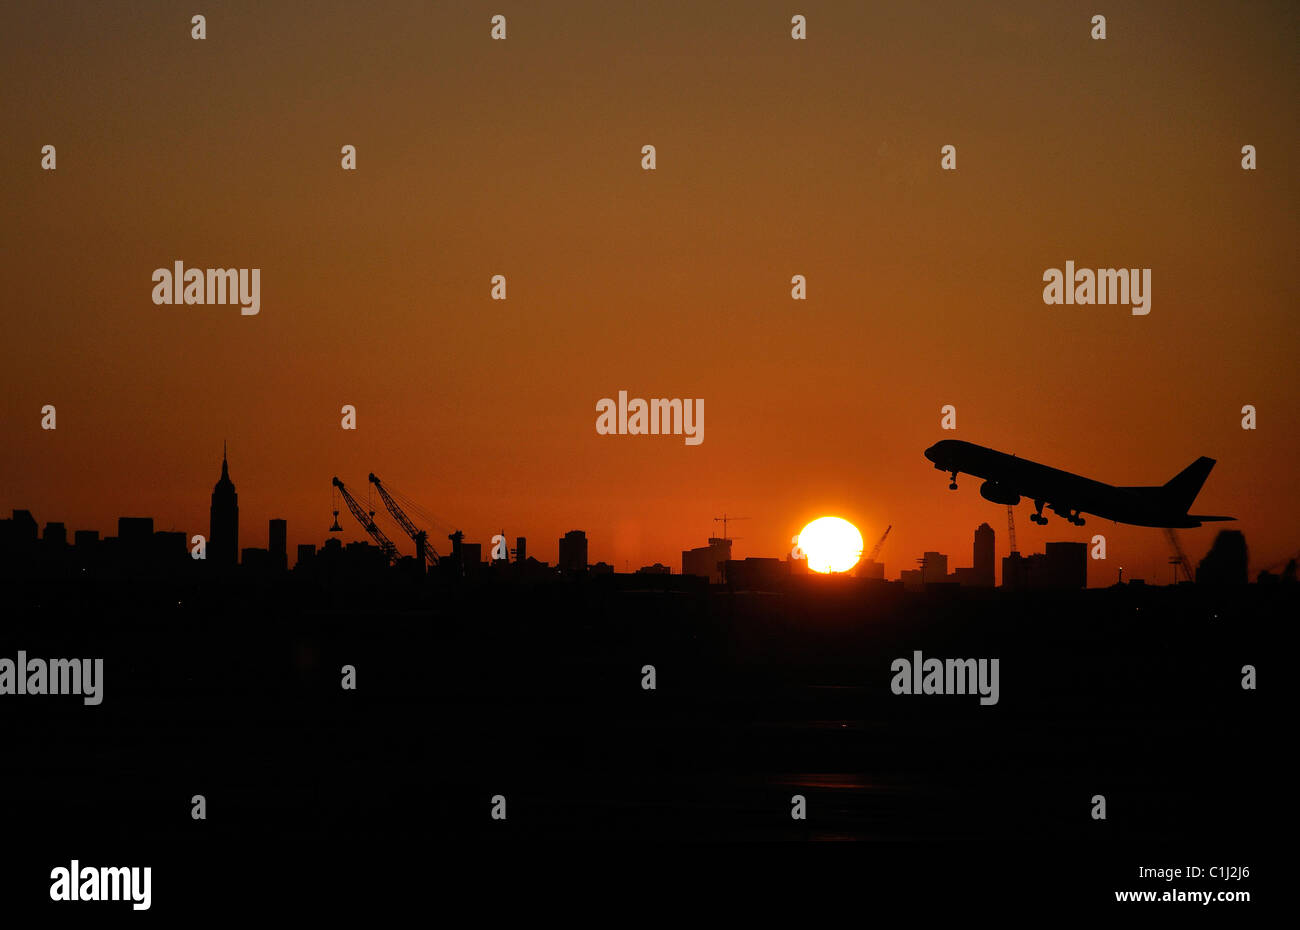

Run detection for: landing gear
[[948, 471, 959, 490], [1037, 501, 1086, 526], [1054, 504, 1086, 526]]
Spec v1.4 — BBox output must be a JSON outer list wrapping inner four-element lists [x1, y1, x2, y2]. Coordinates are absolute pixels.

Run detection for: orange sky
[[2, 1, 1297, 584]]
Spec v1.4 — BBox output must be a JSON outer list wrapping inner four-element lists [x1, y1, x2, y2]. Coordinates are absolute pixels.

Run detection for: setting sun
[[797, 517, 864, 574]]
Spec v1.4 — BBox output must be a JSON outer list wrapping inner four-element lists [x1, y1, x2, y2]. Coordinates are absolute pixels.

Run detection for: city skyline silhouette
[[1, 438, 1277, 587], [3, 3, 1297, 588]]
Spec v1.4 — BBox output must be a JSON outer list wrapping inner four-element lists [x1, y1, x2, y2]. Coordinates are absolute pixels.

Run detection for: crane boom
[[332, 477, 399, 562], [368, 473, 439, 567], [1164, 527, 1193, 583], [713, 514, 750, 540], [868, 525, 892, 560]]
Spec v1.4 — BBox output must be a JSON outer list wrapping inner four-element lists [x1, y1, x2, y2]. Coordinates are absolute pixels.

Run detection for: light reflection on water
[[775, 773, 879, 791]]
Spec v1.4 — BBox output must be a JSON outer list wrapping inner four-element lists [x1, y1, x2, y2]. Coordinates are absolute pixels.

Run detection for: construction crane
[[332, 477, 399, 563], [1164, 527, 1194, 584], [868, 524, 892, 560], [1006, 505, 1018, 555], [713, 514, 749, 540], [368, 473, 439, 569]]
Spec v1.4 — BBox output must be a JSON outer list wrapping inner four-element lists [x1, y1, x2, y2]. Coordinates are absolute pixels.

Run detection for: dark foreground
[[0, 577, 1281, 913]]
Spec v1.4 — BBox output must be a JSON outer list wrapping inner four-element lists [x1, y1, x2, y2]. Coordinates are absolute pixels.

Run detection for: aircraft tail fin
[[1164, 457, 1216, 512]]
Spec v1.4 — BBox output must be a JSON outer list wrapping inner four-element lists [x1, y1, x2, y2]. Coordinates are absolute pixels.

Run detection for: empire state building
[[209, 445, 239, 566]]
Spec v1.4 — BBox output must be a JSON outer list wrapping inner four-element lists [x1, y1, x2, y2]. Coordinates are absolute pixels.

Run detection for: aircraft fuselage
[[923, 440, 1228, 529]]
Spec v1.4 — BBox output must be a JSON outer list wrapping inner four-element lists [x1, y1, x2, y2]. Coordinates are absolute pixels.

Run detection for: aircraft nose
[[925, 442, 951, 470]]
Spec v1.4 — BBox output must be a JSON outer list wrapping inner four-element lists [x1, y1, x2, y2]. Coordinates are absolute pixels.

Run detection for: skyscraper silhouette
[[209, 444, 239, 566], [974, 522, 995, 587], [269, 518, 287, 572]]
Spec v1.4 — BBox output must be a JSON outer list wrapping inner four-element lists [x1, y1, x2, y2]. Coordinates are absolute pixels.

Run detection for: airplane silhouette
[[923, 439, 1235, 528]]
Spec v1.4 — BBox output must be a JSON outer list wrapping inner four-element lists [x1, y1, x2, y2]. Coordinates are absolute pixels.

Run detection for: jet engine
[[979, 480, 1021, 505]]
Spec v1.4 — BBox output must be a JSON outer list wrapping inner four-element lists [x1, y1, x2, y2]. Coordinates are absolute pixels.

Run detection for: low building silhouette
[[855, 559, 885, 580], [559, 530, 588, 573], [1002, 542, 1086, 589], [723, 557, 787, 590], [153, 531, 187, 558], [682, 537, 732, 583], [117, 517, 153, 546], [241, 547, 271, 574], [43, 522, 67, 547], [1002, 551, 1030, 589], [902, 551, 949, 588], [922, 551, 948, 584], [0, 509, 38, 549], [296, 544, 316, 570]]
